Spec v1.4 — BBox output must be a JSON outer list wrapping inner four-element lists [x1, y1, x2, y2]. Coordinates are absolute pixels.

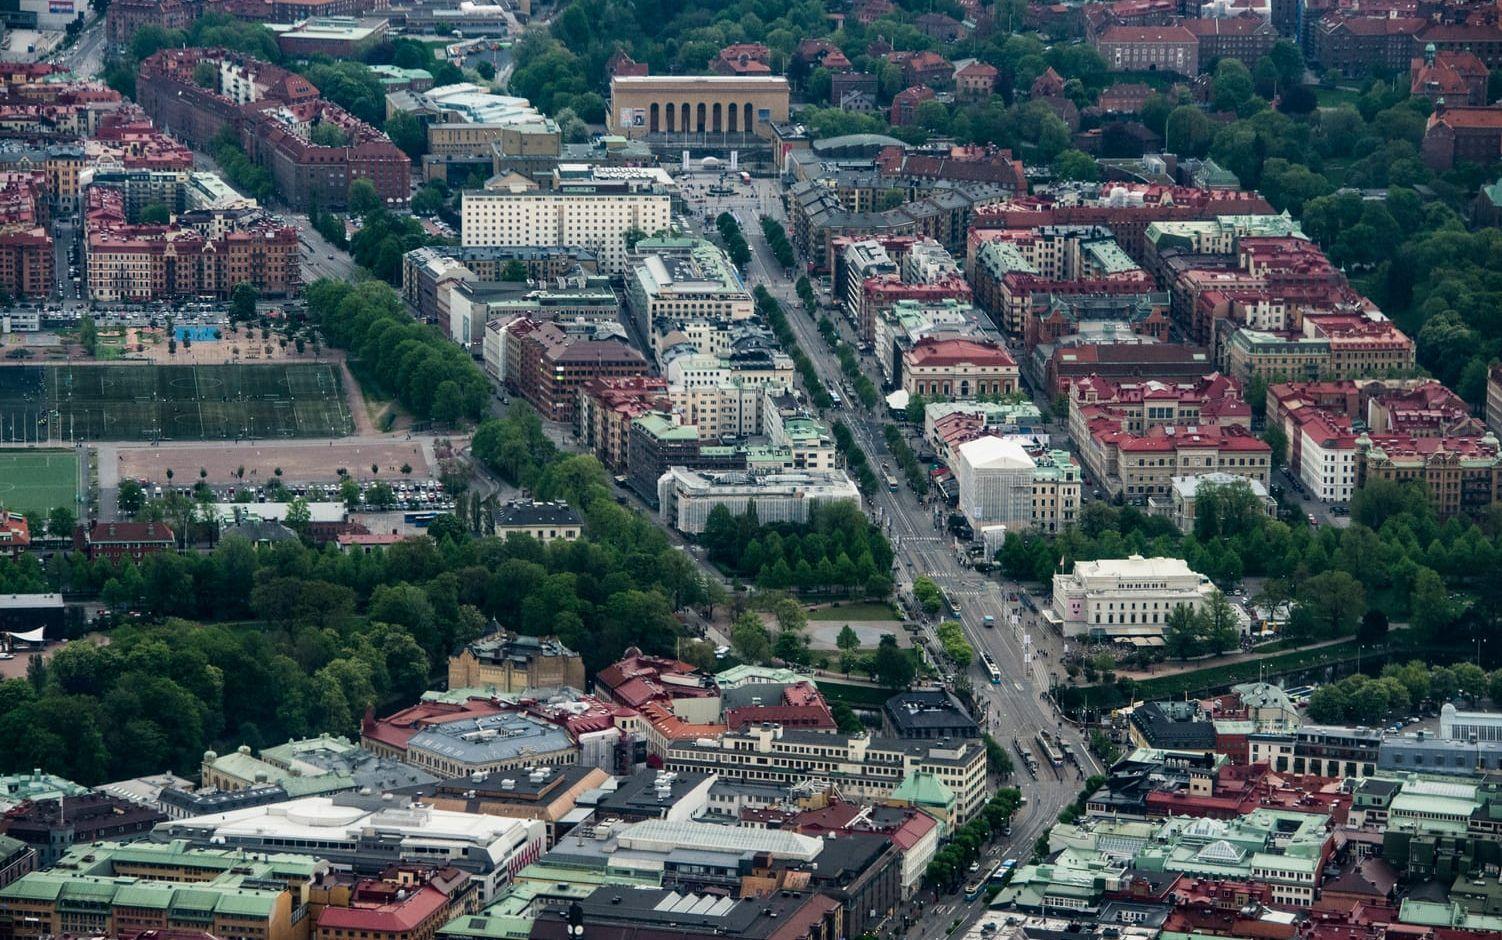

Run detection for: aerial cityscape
[[0, 0, 1499, 939]]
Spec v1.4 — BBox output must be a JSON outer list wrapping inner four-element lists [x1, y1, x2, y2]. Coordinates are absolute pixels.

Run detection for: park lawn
[[96, 332, 128, 361], [1315, 86, 1362, 108], [807, 602, 900, 621]]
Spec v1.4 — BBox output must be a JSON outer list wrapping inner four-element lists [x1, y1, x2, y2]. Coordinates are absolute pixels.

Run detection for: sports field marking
[[0, 451, 80, 513]]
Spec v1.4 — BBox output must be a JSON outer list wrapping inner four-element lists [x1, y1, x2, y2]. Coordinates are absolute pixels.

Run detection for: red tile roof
[[904, 337, 1016, 367], [86, 521, 175, 544], [317, 884, 452, 933], [361, 697, 507, 752], [1099, 24, 1197, 42], [1430, 104, 1502, 129]]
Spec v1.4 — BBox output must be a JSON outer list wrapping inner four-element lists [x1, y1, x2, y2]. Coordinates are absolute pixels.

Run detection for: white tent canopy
[[4, 627, 45, 644]]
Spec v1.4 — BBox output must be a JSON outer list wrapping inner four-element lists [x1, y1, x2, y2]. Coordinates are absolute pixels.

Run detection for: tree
[[309, 123, 348, 147], [500, 259, 529, 281], [1165, 105, 1213, 157], [384, 112, 426, 160], [985, 734, 1014, 777], [1263, 422, 1288, 468], [1051, 149, 1099, 181], [774, 598, 807, 636], [348, 178, 382, 216], [837, 625, 861, 672], [913, 576, 943, 614], [1212, 59, 1256, 113], [1358, 609, 1389, 643], [1164, 604, 1205, 660], [1298, 570, 1367, 638], [1202, 590, 1240, 654], [79, 316, 98, 356], [139, 202, 171, 225], [46, 506, 76, 539], [873, 634, 915, 689], [283, 497, 311, 534], [193, 59, 217, 88], [1410, 566, 1455, 642], [1307, 683, 1351, 723], [230, 282, 259, 322], [731, 612, 772, 663], [553, 107, 589, 143], [118, 479, 145, 514]]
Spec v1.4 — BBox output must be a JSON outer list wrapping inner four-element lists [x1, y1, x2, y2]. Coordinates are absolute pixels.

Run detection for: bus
[[981, 651, 1002, 685], [964, 879, 987, 902], [404, 510, 441, 527], [739, 171, 752, 185], [1036, 730, 1065, 768], [990, 859, 1017, 887], [883, 471, 899, 492]]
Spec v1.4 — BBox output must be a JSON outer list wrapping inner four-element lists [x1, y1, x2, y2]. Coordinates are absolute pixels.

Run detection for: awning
[[4, 627, 45, 643]]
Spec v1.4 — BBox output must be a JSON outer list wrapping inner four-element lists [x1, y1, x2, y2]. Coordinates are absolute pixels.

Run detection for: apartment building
[[0, 841, 327, 940], [137, 49, 409, 210], [951, 435, 1080, 533], [662, 725, 989, 823], [314, 867, 479, 940], [1295, 412, 1358, 503], [461, 176, 672, 274], [77, 521, 175, 562], [576, 376, 672, 471], [502, 319, 651, 423], [625, 237, 753, 341], [1093, 423, 1271, 500], [84, 187, 299, 302], [1356, 433, 1502, 519], [763, 389, 836, 471], [1067, 373, 1250, 448], [657, 467, 863, 535]]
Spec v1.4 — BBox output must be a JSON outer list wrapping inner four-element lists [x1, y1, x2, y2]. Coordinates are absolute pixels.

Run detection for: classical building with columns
[[608, 75, 791, 139]]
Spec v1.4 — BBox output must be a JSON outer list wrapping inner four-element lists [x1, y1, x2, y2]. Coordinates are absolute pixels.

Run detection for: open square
[[0, 449, 79, 515], [0, 364, 355, 441]]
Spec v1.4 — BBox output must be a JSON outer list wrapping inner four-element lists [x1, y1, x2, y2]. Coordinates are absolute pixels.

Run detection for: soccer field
[[0, 364, 355, 441], [0, 450, 78, 515]]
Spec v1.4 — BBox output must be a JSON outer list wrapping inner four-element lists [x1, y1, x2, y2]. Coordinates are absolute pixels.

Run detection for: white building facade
[[953, 436, 1036, 530], [658, 467, 861, 534], [1047, 554, 1217, 640], [460, 186, 671, 274]]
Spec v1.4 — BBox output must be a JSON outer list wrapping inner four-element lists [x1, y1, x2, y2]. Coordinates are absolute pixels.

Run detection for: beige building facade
[[608, 75, 791, 138]]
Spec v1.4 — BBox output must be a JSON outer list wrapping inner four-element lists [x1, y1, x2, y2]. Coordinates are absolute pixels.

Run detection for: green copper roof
[[890, 770, 954, 808]]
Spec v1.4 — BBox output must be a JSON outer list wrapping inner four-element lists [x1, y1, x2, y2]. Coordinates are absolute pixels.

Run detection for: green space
[[95, 332, 128, 362], [1313, 85, 1362, 108], [807, 602, 899, 621], [1058, 630, 1434, 711], [815, 679, 896, 709], [0, 449, 78, 514], [0, 364, 353, 441]]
